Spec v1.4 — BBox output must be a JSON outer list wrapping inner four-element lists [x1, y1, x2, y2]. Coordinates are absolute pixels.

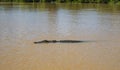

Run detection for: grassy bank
[[0, 0, 120, 4]]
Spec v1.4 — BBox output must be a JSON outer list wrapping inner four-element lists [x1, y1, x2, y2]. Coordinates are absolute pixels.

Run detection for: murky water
[[0, 3, 120, 70]]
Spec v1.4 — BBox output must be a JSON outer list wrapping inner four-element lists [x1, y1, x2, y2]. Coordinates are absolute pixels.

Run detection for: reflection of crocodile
[[34, 40, 94, 44]]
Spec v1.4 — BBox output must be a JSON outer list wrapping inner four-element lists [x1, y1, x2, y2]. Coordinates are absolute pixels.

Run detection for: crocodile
[[34, 40, 93, 44]]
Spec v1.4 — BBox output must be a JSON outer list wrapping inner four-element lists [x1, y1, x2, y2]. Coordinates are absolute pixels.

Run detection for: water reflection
[[0, 3, 120, 70]]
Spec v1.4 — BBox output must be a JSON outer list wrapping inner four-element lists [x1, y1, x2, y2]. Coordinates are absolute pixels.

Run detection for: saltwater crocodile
[[34, 40, 94, 44]]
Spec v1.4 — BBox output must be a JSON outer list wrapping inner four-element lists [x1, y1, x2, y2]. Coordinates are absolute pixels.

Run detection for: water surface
[[0, 3, 120, 70]]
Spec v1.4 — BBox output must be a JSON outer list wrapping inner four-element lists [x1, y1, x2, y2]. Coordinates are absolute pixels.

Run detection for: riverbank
[[0, 2, 120, 6], [0, 0, 120, 4]]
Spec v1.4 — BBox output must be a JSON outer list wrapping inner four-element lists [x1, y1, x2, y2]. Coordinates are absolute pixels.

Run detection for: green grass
[[0, 0, 120, 4], [116, 1, 120, 5]]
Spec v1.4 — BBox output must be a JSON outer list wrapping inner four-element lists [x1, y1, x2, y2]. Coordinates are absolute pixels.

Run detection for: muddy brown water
[[0, 3, 120, 70]]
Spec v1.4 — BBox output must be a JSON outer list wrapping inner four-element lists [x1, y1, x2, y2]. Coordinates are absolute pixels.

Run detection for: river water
[[0, 3, 120, 70]]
